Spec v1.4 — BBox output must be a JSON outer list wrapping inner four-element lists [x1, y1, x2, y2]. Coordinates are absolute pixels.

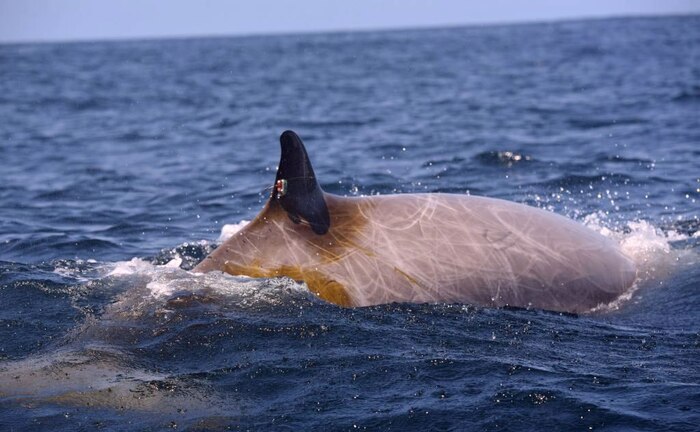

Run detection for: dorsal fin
[[273, 130, 330, 235]]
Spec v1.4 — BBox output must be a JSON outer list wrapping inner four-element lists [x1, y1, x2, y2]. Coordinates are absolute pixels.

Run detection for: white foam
[[218, 220, 250, 242], [582, 212, 695, 289], [102, 258, 187, 297], [102, 258, 175, 297], [52, 259, 90, 280], [164, 256, 182, 268], [619, 220, 675, 260], [101, 254, 308, 307], [589, 283, 639, 314], [106, 257, 155, 276]]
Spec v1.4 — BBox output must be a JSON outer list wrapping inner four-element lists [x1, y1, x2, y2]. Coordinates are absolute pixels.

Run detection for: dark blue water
[[1, 16, 699, 431]]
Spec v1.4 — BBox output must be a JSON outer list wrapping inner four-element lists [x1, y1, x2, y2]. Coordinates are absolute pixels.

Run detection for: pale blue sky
[[1, 0, 698, 43]]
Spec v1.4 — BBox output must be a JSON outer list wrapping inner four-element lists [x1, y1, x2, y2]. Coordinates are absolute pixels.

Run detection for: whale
[[194, 131, 637, 313]]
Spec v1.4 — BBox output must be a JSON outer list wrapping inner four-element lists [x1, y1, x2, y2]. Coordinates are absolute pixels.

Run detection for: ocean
[[0, 15, 698, 431]]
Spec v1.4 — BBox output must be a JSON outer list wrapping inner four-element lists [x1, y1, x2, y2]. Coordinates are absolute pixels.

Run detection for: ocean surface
[[1, 15, 699, 431]]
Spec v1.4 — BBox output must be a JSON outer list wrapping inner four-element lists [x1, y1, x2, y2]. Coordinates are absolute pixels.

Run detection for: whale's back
[[195, 131, 637, 313], [330, 193, 636, 312]]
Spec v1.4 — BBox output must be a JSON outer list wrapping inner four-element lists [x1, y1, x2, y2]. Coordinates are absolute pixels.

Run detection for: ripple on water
[[1, 15, 699, 431]]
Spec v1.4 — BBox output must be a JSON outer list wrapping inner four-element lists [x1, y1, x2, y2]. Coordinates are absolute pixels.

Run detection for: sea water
[[1, 16, 699, 431]]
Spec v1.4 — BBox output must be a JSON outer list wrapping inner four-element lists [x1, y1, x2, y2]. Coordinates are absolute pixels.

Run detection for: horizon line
[[1, 11, 696, 47]]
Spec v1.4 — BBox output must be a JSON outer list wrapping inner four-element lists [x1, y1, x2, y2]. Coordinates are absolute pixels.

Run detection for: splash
[[583, 213, 692, 278], [582, 212, 696, 312], [217, 220, 250, 242], [106, 257, 158, 277], [0, 251, 313, 415], [51, 258, 99, 281], [101, 256, 311, 312]]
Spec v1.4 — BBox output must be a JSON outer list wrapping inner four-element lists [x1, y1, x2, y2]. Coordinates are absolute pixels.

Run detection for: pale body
[[195, 192, 637, 313]]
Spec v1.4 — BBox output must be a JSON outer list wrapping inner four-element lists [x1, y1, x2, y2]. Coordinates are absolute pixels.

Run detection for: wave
[[534, 173, 637, 188], [473, 150, 533, 166], [582, 212, 698, 313]]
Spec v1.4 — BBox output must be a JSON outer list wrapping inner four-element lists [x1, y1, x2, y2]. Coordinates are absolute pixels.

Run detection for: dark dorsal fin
[[273, 130, 330, 235]]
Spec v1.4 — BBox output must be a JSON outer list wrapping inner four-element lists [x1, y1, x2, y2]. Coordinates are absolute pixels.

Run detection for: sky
[[1, 0, 698, 44]]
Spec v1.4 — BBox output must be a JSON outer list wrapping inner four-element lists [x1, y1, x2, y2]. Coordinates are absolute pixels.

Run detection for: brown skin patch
[[304, 194, 374, 264], [223, 262, 353, 307], [195, 193, 376, 308]]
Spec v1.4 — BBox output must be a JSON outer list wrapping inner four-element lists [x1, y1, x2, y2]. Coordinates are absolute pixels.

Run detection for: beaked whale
[[194, 131, 637, 313]]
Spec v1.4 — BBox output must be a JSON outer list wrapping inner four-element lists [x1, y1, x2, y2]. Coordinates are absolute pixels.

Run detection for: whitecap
[[217, 219, 250, 242]]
